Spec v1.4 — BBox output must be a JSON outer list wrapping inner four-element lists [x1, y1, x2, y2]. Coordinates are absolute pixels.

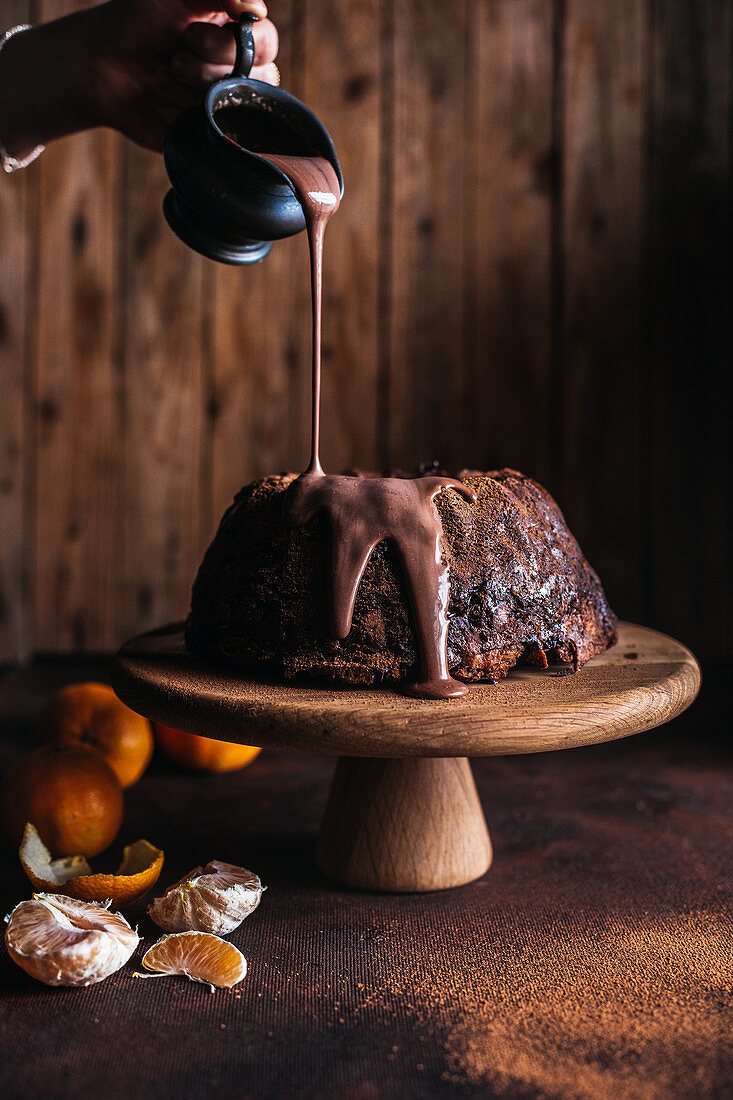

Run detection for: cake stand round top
[[113, 622, 700, 759]]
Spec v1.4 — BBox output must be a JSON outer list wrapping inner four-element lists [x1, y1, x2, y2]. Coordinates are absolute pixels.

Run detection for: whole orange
[[154, 724, 261, 773], [39, 682, 153, 788], [0, 744, 123, 857]]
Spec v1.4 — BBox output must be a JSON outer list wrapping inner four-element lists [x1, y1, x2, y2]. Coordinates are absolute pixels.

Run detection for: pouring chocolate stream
[[218, 143, 472, 698]]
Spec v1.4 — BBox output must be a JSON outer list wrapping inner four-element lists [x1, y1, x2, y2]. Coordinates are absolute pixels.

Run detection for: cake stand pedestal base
[[317, 756, 492, 892], [113, 622, 701, 894]]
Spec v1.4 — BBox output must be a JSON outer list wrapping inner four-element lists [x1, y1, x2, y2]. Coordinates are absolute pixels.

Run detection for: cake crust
[[186, 469, 618, 687]]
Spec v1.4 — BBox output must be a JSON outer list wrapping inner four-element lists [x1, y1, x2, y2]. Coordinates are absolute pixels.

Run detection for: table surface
[[115, 622, 701, 757], [0, 658, 730, 1099]]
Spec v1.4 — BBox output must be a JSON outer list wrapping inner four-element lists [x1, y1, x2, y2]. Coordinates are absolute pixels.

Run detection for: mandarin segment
[[141, 931, 247, 988], [5, 893, 139, 987], [148, 860, 264, 934], [19, 823, 164, 906]]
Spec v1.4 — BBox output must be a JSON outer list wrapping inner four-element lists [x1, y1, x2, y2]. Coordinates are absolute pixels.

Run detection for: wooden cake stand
[[113, 622, 700, 893]]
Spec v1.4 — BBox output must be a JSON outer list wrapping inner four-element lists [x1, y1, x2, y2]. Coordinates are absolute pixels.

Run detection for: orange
[[39, 682, 153, 788], [0, 744, 123, 857], [154, 723, 261, 773], [141, 931, 247, 988]]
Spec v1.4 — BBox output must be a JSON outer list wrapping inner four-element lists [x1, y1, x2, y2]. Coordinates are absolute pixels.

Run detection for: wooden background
[[0, 0, 729, 665]]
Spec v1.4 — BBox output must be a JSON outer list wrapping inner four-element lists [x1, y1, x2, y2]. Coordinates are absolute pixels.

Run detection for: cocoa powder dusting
[[331, 902, 732, 1099], [437, 912, 732, 1097]]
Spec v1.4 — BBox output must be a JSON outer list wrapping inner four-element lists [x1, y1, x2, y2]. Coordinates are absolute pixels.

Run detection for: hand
[[89, 0, 280, 151], [0, 1, 280, 160]]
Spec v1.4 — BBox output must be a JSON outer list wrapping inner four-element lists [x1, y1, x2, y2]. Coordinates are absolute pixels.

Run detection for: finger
[[183, 1, 267, 18], [182, 18, 278, 68], [155, 70, 203, 109], [221, 1, 268, 18], [250, 61, 280, 86], [169, 50, 232, 90]]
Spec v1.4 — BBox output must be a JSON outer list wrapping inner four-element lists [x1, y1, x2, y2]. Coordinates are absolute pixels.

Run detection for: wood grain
[[317, 756, 492, 892], [33, 0, 122, 651], [558, 0, 647, 624], [114, 622, 701, 758], [301, 0, 381, 473], [646, 0, 731, 655], [0, 0, 728, 666], [208, 227, 309, 518], [119, 142, 207, 641], [466, 0, 554, 483], [0, 0, 31, 661], [208, 0, 310, 519], [386, 0, 469, 471]]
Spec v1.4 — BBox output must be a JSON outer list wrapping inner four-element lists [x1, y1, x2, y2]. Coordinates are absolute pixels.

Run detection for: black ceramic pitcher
[[163, 14, 344, 265]]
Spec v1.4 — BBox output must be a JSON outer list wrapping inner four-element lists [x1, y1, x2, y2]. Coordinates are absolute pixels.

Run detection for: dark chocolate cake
[[186, 468, 617, 687]]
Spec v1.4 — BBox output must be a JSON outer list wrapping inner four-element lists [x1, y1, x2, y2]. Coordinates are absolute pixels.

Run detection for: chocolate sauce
[[210, 141, 471, 697], [287, 471, 474, 698], [260, 152, 340, 474]]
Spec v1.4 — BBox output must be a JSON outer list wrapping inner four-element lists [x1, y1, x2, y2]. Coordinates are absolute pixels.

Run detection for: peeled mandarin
[[148, 860, 264, 935], [5, 893, 139, 987]]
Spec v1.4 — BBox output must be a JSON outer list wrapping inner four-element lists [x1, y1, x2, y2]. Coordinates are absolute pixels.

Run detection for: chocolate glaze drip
[[287, 472, 474, 698], [260, 151, 474, 698]]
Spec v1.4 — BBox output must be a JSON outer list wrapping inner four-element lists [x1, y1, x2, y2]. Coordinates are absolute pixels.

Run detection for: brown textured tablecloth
[[0, 662, 730, 1099]]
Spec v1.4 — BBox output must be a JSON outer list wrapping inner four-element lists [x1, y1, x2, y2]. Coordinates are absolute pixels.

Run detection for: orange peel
[[19, 822, 164, 906], [140, 931, 247, 989]]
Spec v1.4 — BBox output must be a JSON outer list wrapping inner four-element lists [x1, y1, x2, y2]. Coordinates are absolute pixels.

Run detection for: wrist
[[0, 11, 99, 158], [74, 1, 125, 132]]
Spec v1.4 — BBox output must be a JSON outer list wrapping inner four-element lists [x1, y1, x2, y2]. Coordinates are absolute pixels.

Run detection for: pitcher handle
[[233, 12, 258, 79]]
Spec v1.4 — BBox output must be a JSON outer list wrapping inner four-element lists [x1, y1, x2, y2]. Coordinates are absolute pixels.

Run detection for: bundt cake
[[185, 468, 617, 690]]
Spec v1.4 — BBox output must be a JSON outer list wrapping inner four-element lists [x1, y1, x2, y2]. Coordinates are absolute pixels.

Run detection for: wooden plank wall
[[0, 0, 31, 659], [0, 0, 729, 663]]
